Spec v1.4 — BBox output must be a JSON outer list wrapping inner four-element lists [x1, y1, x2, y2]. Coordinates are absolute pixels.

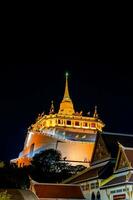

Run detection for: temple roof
[[63, 160, 114, 184], [100, 173, 133, 189], [31, 181, 85, 199], [91, 132, 133, 165], [102, 132, 133, 157], [113, 143, 133, 172], [100, 140, 133, 189]]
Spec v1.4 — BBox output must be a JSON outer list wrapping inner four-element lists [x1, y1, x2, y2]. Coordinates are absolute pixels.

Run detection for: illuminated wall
[[57, 141, 94, 165], [15, 73, 105, 168], [21, 133, 57, 157]]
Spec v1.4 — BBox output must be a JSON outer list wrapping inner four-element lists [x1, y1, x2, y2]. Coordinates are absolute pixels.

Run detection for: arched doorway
[[91, 192, 95, 200], [97, 191, 101, 200]]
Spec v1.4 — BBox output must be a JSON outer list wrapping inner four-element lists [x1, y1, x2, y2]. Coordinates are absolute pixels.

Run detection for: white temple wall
[[101, 185, 132, 200]]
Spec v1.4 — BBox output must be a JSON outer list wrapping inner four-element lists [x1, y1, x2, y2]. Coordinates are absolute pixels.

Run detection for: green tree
[[31, 149, 62, 173], [30, 149, 86, 183], [0, 163, 30, 189], [0, 161, 5, 168], [0, 191, 11, 200]]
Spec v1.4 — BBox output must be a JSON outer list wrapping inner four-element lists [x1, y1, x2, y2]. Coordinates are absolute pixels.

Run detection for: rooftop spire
[[93, 105, 98, 118], [49, 100, 55, 114], [63, 72, 71, 101], [58, 72, 75, 115]]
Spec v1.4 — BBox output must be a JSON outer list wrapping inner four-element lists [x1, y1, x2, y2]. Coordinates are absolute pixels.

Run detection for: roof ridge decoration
[[114, 142, 131, 172], [91, 133, 111, 165]]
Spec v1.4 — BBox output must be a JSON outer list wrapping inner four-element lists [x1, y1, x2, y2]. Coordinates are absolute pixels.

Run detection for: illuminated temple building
[[13, 73, 105, 167]]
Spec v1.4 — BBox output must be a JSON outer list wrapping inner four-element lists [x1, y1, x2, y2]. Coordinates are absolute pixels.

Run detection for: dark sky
[[0, 48, 133, 161]]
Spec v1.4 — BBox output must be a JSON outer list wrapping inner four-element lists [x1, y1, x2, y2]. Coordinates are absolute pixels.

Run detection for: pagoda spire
[[49, 100, 55, 114], [93, 105, 98, 118], [58, 73, 75, 115], [63, 72, 71, 101]]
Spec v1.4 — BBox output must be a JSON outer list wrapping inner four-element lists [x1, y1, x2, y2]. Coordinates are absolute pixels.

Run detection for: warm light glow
[[66, 72, 69, 77], [26, 131, 33, 147], [15, 74, 105, 167]]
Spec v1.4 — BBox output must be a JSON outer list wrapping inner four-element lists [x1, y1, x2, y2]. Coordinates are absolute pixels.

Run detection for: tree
[[30, 149, 86, 183], [31, 148, 62, 173], [0, 163, 30, 189], [69, 165, 86, 174], [0, 161, 5, 168], [30, 149, 70, 182], [0, 191, 11, 200]]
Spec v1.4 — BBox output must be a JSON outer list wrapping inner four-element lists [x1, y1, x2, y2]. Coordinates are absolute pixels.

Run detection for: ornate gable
[[92, 134, 110, 164], [115, 145, 130, 172]]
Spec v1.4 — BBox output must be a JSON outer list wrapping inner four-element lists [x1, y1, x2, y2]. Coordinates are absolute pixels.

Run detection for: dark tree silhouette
[[0, 162, 30, 189], [30, 149, 86, 183]]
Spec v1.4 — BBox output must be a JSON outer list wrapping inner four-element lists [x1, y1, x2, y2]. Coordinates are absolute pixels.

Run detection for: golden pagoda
[[12, 73, 105, 167]]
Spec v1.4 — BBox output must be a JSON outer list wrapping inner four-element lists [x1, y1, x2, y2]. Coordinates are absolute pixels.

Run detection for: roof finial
[[63, 72, 71, 101], [49, 100, 55, 114], [93, 105, 98, 118]]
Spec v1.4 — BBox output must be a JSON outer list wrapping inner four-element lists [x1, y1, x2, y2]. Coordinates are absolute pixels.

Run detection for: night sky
[[0, 48, 133, 161]]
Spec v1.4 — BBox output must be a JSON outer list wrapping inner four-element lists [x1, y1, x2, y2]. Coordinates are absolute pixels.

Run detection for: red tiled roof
[[34, 184, 85, 199]]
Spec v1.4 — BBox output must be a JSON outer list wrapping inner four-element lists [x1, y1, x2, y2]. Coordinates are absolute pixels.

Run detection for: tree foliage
[[0, 191, 11, 200], [0, 162, 30, 189], [0, 150, 87, 188], [30, 149, 86, 183]]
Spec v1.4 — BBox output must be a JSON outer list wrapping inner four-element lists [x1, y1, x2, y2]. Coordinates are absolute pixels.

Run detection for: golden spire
[[63, 72, 71, 101], [58, 73, 75, 115], [93, 105, 98, 118], [49, 100, 55, 114]]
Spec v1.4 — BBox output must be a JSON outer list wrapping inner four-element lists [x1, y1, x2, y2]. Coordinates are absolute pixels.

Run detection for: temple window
[[91, 123, 95, 128], [83, 122, 88, 127], [75, 121, 79, 126], [96, 182, 99, 188], [58, 119, 64, 125], [82, 183, 89, 191], [91, 183, 95, 189], [81, 185, 85, 190], [86, 183, 89, 190], [66, 120, 71, 125]]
